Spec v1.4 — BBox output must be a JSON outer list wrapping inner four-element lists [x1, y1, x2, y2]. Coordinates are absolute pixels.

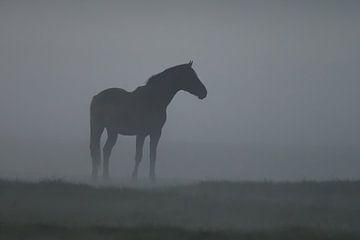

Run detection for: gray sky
[[0, 0, 359, 180]]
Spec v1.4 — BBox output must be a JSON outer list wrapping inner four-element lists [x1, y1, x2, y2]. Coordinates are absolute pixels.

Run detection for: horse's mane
[[145, 73, 164, 86], [145, 64, 185, 86]]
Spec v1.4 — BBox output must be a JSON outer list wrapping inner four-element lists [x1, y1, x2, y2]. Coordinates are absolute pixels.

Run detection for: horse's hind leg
[[103, 128, 118, 179], [90, 123, 104, 180]]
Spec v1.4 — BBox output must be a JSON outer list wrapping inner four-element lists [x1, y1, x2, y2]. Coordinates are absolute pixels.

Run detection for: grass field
[[1, 179, 360, 239], [2, 224, 360, 240]]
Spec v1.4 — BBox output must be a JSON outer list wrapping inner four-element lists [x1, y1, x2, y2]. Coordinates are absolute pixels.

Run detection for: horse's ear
[[188, 60, 193, 67]]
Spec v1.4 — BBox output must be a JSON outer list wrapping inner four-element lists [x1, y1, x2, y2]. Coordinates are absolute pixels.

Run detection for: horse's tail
[[89, 96, 104, 177]]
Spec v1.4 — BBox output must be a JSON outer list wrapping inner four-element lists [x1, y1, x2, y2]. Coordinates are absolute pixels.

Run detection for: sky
[[0, 0, 359, 180]]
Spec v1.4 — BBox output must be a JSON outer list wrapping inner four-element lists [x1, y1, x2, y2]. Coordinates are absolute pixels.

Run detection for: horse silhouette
[[90, 61, 207, 180]]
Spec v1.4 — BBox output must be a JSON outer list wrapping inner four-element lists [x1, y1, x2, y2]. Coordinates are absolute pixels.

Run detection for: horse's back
[[93, 88, 129, 103], [91, 88, 141, 130], [90, 86, 164, 134], [91, 88, 130, 120]]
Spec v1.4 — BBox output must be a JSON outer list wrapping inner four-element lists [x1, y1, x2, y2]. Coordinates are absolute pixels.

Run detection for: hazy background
[[1, 0, 359, 180]]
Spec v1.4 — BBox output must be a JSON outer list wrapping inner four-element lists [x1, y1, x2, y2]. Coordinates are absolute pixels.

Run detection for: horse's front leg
[[149, 130, 161, 180], [132, 134, 145, 180]]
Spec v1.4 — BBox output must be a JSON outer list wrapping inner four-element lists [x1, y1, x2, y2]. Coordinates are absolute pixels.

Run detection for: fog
[[1, 0, 359, 180]]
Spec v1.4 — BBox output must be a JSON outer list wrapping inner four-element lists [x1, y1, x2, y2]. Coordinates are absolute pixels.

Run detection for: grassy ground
[[1, 224, 360, 240], [0, 179, 360, 239]]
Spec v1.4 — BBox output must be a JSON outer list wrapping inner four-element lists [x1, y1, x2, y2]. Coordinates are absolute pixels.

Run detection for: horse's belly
[[116, 128, 138, 136], [105, 114, 149, 135], [103, 105, 165, 135]]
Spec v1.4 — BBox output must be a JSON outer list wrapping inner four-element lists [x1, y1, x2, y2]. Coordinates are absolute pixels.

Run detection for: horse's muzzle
[[198, 91, 207, 100]]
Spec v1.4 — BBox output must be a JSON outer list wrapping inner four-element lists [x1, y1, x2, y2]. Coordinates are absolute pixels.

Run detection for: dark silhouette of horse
[[90, 61, 207, 180]]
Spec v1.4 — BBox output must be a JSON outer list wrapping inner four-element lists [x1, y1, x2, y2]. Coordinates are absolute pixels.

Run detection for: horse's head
[[178, 61, 207, 99]]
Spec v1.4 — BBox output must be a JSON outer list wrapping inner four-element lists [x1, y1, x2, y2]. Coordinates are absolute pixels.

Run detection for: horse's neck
[[143, 80, 179, 109]]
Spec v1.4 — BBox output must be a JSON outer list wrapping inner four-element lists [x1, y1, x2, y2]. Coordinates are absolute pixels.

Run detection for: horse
[[89, 61, 207, 180]]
